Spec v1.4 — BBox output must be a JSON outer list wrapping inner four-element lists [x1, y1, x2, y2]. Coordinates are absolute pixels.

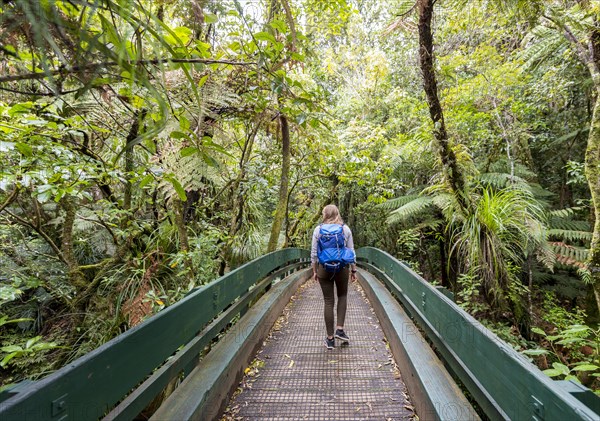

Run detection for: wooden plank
[[358, 247, 600, 421], [150, 268, 312, 421], [0, 249, 309, 421], [357, 269, 479, 421]]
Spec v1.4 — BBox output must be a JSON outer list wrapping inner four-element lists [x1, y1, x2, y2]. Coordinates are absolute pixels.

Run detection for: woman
[[311, 204, 357, 350]]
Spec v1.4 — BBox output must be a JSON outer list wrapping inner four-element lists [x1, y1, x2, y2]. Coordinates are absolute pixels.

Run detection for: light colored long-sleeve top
[[310, 224, 355, 264]]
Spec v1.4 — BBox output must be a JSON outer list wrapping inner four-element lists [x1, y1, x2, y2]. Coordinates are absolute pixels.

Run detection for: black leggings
[[317, 266, 349, 337]]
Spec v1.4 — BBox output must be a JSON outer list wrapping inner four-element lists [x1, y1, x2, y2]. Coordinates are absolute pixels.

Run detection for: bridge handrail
[[358, 247, 600, 420], [0, 248, 310, 421]]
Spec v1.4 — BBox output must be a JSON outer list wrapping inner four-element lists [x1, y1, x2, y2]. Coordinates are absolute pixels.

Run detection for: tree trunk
[[61, 196, 86, 292], [584, 93, 600, 316], [267, 115, 291, 252], [173, 199, 194, 276], [417, 0, 468, 213], [123, 110, 145, 212]]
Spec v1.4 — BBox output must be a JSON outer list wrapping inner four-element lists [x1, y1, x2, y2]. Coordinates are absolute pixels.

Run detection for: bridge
[[0, 248, 599, 420]]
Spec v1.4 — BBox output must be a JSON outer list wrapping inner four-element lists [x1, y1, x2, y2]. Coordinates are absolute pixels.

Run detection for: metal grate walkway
[[223, 277, 415, 420]]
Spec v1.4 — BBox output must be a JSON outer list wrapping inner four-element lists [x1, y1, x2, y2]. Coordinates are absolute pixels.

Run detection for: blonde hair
[[322, 204, 344, 225]]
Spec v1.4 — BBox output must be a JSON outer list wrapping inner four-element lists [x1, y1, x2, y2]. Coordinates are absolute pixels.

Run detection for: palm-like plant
[[451, 186, 552, 307], [384, 173, 553, 315]]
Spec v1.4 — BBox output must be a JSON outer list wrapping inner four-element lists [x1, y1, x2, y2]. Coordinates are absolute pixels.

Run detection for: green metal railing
[[358, 247, 600, 420], [0, 248, 309, 421]]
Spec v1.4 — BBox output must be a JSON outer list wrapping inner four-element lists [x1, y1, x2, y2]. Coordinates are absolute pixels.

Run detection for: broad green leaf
[[165, 27, 193, 46], [269, 19, 287, 33], [3, 44, 16, 55], [572, 364, 600, 372], [99, 14, 123, 50], [0, 352, 18, 368], [204, 13, 218, 24], [198, 75, 209, 88], [25, 336, 41, 349], [179, 116, 191, 131], [522, 349, 549, 356], [165, 175, 187, 201], [171, 131, 189, 139], [254, 31, 278, 44], [291, 52, 304, 62], [139, 174, 154, 188], [32, 342, 61, 351], [174, 27, 192, 45], [180, 147, 198, 157], [15, 142, 33, 156], [563, 325, 590, 334], [551, 362, 570, 374], [543, 368, 563, 377], [296, 113, 307, 125], [0, 345, 23, 353], [531, 327, 546, 336], [200, 151, 219, 168], [557, 338, 584, 345], [8, 102, 34, 116]]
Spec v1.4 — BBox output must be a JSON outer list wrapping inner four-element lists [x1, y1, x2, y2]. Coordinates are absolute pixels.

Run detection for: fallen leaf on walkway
[[288, 359, 295, 368]]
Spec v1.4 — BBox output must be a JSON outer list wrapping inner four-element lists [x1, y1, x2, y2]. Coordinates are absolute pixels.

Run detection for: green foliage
[[528, 324, 600, 388], [0, 336, 64, 368], [456, 274, 491, 316], [0, 0, 597, 396]]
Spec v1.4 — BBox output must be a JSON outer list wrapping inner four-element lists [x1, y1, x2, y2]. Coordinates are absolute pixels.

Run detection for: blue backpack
[[317, 224, 356, 273]]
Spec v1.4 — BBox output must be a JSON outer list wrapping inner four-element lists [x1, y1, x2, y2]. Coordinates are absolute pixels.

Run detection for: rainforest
[[0, 0, 599, 398]]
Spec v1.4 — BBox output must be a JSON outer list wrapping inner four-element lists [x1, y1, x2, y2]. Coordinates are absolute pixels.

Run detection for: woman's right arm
[[311, 226, 319, 280]]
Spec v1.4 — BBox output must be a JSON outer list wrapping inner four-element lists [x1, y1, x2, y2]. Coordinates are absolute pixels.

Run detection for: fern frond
[[485, 159, 537, 180], [519, 25, 566, 71], [414, 218, 443, 231], [529, 184, 555, 199], [536, 241, 556, 271], [230, 227, 264, 266], [157, 141, 223, 201], [478, 172, 530, 189], [547, 229, 592, 242], [73, 217, 97, 233], [378, 194, 421, 210], [548, 207, 585, 218], [551, 218, 591, 231], [386, 196, 435, 225], [550, 242, 588, 266]]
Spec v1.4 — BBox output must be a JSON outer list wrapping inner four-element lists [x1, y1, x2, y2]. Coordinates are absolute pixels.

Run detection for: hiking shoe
[[324, 337, 335, 350], [335, 329, 350, 342]]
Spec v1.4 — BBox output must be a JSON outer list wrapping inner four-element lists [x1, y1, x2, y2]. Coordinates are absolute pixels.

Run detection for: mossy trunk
[[267, 115, 291, 252], [60, 196, 86, 293], [123, 111, 145, 212], [417, 0, 468, 214], [584, 93, 600, 316]]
